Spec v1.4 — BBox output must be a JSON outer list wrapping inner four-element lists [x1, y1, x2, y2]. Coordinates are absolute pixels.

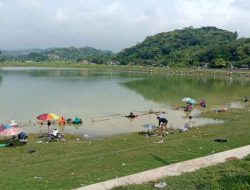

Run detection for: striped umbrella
[[36, 113, 60, 121], [36, 113, 60, 133], [0, 124, 23, 136]]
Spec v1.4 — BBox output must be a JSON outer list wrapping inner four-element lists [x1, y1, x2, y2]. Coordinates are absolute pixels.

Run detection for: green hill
[[0, 46, 113, 62], [116, 26, 250, 68], [45, 46, 112, 61], [1, 49, 44, 57]]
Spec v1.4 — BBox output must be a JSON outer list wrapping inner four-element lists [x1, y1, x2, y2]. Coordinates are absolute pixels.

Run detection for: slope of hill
[[46, 46, 112, 61], [1, 49, 44, 57], [116, 26, 250, 68], [0, 46, 113, 62]]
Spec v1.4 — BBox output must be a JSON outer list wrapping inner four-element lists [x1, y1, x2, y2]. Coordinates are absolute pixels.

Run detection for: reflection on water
[[123, 75, 250, 106], [0, 74, 2, 87], [0, 67, 157, 126], [0, 67, 146, 79], [0, 67, 248, 137]]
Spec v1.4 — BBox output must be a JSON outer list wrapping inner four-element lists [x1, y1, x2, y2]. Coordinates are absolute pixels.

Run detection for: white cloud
[[0, 0, 250, 51], [55, 9, 67, 22]]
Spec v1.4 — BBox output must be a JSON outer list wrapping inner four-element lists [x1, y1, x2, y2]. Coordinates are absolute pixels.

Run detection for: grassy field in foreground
[[0, 109, 250, 190], [113, 155, 250, 190]]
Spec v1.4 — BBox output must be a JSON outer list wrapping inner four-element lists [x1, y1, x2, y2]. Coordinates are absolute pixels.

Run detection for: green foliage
[[116, 26, 250, 68], [1, 47, 113, 62], [211, 58, 231, 68], [27, 52, 48, 62], [0, 56, 6, 62], [45, 46, 112, 61]]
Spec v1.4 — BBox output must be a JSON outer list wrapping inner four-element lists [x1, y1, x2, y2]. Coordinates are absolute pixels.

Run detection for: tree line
[[1, 26, 250, 68]]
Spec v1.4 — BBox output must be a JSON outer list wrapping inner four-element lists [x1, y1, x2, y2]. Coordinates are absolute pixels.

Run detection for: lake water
[[0, 67, 248, 138]]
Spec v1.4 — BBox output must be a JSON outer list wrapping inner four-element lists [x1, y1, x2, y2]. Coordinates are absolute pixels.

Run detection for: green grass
[[113, 155, 250, 190], [0, 109, 250, 189]]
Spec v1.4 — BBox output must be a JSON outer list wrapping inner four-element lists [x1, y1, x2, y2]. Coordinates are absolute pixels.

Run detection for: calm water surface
[[0, 67, 248, 137]]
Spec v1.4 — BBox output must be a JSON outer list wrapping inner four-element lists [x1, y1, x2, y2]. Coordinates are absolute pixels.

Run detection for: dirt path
[[74, 145, 250, 190]]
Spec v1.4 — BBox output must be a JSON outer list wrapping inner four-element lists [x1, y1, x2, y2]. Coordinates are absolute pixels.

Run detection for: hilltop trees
[[116, 26, 250, 68]]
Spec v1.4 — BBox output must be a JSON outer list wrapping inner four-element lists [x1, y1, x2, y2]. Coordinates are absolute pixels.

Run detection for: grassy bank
[[113, 155, 250, 190], [0, 109, 250, 189]]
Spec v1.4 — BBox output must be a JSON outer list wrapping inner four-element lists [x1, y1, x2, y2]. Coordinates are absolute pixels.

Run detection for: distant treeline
[[0, 46, 113, 63], [1, 26, 250, 68]]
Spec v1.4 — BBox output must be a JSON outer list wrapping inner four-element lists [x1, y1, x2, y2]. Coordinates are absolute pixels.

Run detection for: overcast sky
[[1, 0, 250, 52]]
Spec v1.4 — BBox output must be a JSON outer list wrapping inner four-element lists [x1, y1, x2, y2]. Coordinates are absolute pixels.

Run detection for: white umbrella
[[182, 97, 191, 102], [182, 97, 197, 105]]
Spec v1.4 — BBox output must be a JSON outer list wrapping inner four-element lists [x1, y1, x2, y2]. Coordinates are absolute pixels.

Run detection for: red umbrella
[[36, 113, 60, 121], [36, 113, 60, 133], [0, 124, 23, 136]]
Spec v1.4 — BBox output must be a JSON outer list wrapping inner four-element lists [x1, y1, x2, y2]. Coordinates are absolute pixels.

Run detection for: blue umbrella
[[187, 98, 197, 105]]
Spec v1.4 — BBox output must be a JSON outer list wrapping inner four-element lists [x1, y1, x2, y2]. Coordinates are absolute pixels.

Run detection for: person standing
[[188, 116, 193, 128], [47, 120, 52, 133], [200, 99, 206, 108], [59, 116, 66, 125]]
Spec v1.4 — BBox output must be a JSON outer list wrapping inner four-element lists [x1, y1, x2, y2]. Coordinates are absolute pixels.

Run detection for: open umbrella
[[36, 113, 60, 133], [36, 113, 60, 121], [182, 97, 197, 105], [182, 97, 191, 102], [187, 99, 197, 105], [0, 124, 23, 136]]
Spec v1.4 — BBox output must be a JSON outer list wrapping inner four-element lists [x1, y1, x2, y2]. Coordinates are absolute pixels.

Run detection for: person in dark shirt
[[157, 117, 168, 127], [47, 120, 52, 133], [47, 120, 51, 127], [157, 116, 168, 131], [126, 112, 137, 118], [18, 132, 28, 140], [157, 116, 168, 136], [200, 99, 206, 108]]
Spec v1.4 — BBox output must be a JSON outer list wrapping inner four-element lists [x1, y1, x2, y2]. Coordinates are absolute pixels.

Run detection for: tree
[[211, 58, 231, 68]]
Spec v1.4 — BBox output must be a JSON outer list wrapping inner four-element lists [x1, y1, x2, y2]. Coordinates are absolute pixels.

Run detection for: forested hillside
[[0, 47, 113, 62], [116, 26, 250, 68]]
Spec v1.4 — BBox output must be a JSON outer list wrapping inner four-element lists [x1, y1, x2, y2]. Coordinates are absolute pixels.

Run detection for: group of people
[[135, 99, 207, 136], [44, 116, 83, 128], [184, 99, 206, 112]]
